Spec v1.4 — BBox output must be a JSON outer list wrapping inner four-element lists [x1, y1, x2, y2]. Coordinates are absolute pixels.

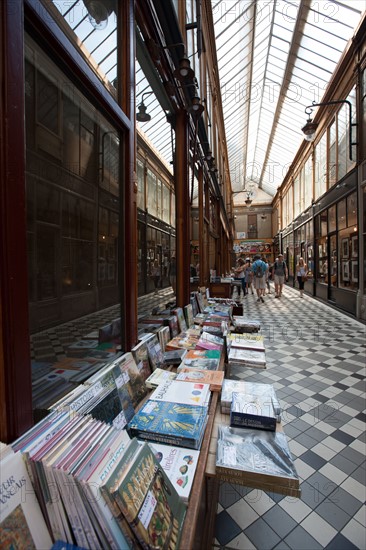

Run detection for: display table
[[179, 402, 300, 549]]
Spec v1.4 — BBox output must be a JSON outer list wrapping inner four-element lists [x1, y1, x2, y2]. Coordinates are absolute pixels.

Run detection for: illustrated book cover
[[144, 368, 177, 389], [173, 307, 188, 333], [0, 449, 53, 550], [144, 334, 165, 371], [228, 347, 266, 369], [131, 340, 152, 382], [112, 352, 148, 408], [149, 379, 211, 407], [102, 441, 186, 549], [228, 333, 265, 351], [149, 442, 200, 502], [127, 400, 208, 449], [176, 368, 224, 392]]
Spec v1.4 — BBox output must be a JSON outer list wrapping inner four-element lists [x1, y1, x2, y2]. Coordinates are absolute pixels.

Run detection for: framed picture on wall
[[341, 238, 349, 259], [351, 261, 358, 282], [342, 261, 349, 282], [351, 235, 358, 258]]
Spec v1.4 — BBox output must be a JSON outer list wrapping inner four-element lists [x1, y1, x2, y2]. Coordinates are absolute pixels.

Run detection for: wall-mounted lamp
[[244, 191, 253, 206], [136, 91, 154, 122], [261, 213, 267, 220], [82, 0, 115, 30], [189, 96, 204, 117], [301, 100, 357, 160], [174, 57, 195, 81]]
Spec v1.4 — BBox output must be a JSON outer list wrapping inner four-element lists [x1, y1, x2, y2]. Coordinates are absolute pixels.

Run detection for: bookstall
[[1, 295, 300, 550]]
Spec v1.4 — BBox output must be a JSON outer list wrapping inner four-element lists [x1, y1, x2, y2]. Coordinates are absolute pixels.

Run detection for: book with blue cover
[[127, 400, 208, 449]]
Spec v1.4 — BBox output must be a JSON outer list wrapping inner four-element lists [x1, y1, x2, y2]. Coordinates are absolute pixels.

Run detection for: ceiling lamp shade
[[136, 103, 151, 122], [174, 57, 195, 81], [189, 96, 204, 117], [301, 118, 318, 142], [83, 0, 114, 30]]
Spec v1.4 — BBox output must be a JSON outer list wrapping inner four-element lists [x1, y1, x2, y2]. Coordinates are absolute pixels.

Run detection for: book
[[78, 429, 133, 549], [179, 348, 221, 371], [221, 380, 281, 418], [176, 368, 224, 392], [0, 449, 53, 550], [149, 442, 200, 502], [131, 340, 152, 382], [149, 379, 211, 407], [127, 400, 208, 449], [163, 349, 188, 365], [183, 304, 194, 328], [173, 307, 188, 333], [157, 326, 171, 351], [165, 332, 200, 351], [215, 426, 300, 495], [144, 334, 164, 371], [232, 317, 260, 333], [228, 333, 265, 351], [196, 332, 224, 351], [102, 441, 186, 549], [145, 368, 177, 389], [112, 352, 148, 408], [230, 392, 277, 431], [228, 347, 266, 369]]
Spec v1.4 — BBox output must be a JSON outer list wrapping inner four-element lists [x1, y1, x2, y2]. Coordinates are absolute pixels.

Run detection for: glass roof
[[213, 0, 365, 199], [51, 0, 365, 204]]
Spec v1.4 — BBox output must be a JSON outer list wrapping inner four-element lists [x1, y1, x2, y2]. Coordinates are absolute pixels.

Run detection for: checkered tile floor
[[214, 284, 366, 550]]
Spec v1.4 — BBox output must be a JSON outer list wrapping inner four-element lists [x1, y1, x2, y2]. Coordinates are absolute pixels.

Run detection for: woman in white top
[[296, 257, 308, 298]]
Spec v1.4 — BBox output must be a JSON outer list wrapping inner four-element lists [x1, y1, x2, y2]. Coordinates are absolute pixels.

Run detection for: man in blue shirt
[[251, 254, 268, 303]]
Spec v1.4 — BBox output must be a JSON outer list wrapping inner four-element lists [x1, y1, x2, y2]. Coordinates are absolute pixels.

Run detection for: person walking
[[245, 258, 254, 295], [233, 258, 246, 297], [273, 254, 288, 298], [168, 256, 177, 294], [251, 254, 268, 303], [296, 257, 308, 298]]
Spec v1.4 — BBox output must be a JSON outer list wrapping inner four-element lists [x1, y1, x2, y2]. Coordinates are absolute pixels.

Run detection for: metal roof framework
[[52, 0, 365, 204]]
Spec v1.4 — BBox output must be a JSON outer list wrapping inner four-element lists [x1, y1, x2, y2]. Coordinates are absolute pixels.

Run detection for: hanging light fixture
[[189, 96, 204, 117], [136, 91, 154, 122], [82, 0, 114, 30], [174, 57, 195, 81], [301, 99, 357, 160]]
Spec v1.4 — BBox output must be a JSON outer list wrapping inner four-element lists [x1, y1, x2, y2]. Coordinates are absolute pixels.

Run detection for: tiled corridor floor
[[213, 285, 365, 550], [30, 285, 365, 549]]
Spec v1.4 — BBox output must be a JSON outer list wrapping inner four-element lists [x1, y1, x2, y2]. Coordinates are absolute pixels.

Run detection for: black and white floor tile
[[213, 284, 366, 550]]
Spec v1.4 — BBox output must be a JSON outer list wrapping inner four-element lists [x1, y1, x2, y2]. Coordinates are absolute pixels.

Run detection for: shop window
[[317, 236, 328, 284], [328, 205, 336, 233], [347, 192, 357, 226], [314, 133, 327, 200], [338, 198, 347, 230], [147, 168, 158, 217]]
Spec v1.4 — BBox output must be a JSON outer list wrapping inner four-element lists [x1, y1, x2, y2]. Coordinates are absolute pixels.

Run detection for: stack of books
[[145, 367, 177, 389], [196, 331, 225, 352], [127, 400, 208, 450], [228, 346, 266, 369], [230, 392, 277, 431], [215, 426, 300, 496], [232, 316, 260, 333], [221, 379, 281, 420], [179, 349, 222, 371], [165, 331, 200, 351]]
